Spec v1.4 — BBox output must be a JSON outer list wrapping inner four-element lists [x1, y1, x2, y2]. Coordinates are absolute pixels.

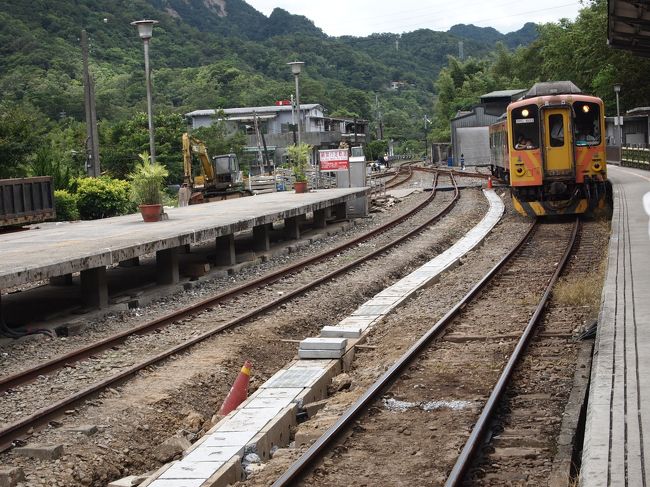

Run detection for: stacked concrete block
[[298, 337, 347, 359]]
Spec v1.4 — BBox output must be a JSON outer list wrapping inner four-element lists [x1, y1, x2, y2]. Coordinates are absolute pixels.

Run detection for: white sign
[[319, 149, 349, 172], [515, 118, 535, 124]]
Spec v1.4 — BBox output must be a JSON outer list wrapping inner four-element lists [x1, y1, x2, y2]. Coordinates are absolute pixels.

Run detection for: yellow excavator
[[182, 133, 251, 203]]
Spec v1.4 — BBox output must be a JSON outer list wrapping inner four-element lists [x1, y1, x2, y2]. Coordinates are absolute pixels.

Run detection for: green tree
[[102, 112, 185, 182], [365, 139, 389, 161], [0, 102, 45, 178]]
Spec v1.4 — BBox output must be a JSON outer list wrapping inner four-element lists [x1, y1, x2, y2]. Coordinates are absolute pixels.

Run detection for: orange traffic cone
[[218, 360, 252, 415], [487, 176, 493, 189]]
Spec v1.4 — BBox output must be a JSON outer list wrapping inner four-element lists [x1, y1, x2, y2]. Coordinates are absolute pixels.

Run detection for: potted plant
[[287, 143, 311, 193], [128, 151, 169, 222]]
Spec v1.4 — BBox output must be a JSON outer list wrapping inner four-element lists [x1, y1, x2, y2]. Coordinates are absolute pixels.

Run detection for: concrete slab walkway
[[581, 166, 650, 486]]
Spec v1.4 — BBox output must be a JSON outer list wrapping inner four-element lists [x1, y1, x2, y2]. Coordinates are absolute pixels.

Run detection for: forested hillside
[[2, 0, 519, 181], [6, 0, 644, 187]]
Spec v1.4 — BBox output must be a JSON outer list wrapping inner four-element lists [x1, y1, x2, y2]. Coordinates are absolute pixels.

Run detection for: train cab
[[504, 81, 609, 217]]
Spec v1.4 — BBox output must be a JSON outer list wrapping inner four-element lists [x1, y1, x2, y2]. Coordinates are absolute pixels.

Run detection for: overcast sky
[[245, 0, 583, 36]]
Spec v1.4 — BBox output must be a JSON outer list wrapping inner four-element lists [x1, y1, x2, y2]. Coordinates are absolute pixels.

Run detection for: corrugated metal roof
[[186, 104, 322, 118], [626, 107, 650, 115], [608, 0, 650, 56], [451, 106, 501, 127], [481, 89, 526, 99]]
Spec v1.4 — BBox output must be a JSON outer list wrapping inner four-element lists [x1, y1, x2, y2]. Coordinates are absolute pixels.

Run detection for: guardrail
[[621, 145, 650, 170]]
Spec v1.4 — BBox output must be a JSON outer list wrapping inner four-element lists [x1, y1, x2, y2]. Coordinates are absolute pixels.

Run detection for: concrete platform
[[0, 188, 367, 308], [139, 189, 505, 486], [581, 165, 650, 486]]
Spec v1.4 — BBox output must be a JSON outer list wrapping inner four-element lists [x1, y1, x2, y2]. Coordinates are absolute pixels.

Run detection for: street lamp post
[[614, 83, 622, 147], [131, 19, 159, 164], [287, 61, 305, 145]]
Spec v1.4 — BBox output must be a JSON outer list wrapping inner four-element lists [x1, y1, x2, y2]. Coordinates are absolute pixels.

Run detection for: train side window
[[511, 104, 539, 150], [573, 102, 601, 146]]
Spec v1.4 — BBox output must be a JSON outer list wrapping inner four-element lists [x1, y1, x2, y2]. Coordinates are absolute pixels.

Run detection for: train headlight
[[521, 109, 529, 117], [582, 104, 590, 113]]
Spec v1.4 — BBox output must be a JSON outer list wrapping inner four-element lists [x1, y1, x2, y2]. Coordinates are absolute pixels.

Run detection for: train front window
[[512, 104, 539, 150], [573, 102, 601, 146]]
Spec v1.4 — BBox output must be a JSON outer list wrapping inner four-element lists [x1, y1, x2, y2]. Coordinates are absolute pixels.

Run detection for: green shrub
[[75, 176, 133, 220], [53, 189, 79, 221]]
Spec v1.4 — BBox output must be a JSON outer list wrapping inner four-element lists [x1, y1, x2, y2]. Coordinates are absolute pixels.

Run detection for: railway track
[[0, 170, 462, 451], [270, 218, 582, 486], [384, 162, 419, 190], [464, 219, 607, 486]]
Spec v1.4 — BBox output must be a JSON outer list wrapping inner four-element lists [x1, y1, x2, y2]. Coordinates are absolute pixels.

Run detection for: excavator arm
[[182, 132, 215, 187]]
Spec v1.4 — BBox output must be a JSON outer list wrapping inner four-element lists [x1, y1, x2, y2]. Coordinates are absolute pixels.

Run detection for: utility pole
[[81, 30, 100, 177], [374, 94, 384, 140], [424, 115, 429, 161], [253, 111, 264, 175]]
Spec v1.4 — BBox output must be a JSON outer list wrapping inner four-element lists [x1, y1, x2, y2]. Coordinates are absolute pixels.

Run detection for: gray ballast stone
[[320, 326, 362, 339], [65, 424, 98, 436], [13, 444, 63, 460], [298, 349, 345, 359], [0, 467, 25, 487], [299, 337, 347, 351]]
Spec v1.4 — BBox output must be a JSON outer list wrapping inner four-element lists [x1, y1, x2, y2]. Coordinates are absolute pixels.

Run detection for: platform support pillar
[[253, 223, 271, 252], [284, 216, 301, 240], [334, 202, 348, 220], [313, 208, 327, 229], [156, 247, 180, 285], [49, 274, 73, 286], [81, 266, 108, 309], [215, 234, 236, 266]]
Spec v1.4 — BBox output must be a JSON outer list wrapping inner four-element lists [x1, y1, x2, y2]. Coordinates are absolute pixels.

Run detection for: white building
[[185, 103, 368, 172]]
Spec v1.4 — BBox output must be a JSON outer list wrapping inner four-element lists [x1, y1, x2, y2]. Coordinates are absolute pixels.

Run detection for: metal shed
[[450, 90, 525, 167]]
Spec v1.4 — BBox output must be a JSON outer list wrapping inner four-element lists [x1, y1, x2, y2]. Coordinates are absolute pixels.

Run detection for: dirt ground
[[1, 177, 501, 486]]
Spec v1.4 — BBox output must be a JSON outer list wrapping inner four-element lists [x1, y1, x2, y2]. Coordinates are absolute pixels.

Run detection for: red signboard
[[319, 149, 349, 172]]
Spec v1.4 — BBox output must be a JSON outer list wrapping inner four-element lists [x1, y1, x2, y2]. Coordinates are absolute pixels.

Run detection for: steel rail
[[0, 173, 460, 449], [385, 166, 414, 189], [0, 172, 440, 394], [444, 218, 580, 486], [271, 215, 538, 487], [414, 166, 492, 180]]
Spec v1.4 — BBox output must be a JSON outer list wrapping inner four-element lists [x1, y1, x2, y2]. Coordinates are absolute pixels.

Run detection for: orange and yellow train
[[489, 81, 610, 217]]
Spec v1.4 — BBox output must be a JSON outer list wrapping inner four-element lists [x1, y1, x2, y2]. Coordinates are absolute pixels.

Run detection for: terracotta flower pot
[[139, 204, 163, 222], [294, 181, 308, 193]]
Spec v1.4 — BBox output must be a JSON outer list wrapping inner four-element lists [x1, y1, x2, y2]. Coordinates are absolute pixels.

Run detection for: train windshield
[[573, 102, 601, 146], [511, 104, 540, 150]]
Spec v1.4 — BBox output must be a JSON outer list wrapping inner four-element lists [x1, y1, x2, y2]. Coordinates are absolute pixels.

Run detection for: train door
[[543, 108, 573, 176]]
